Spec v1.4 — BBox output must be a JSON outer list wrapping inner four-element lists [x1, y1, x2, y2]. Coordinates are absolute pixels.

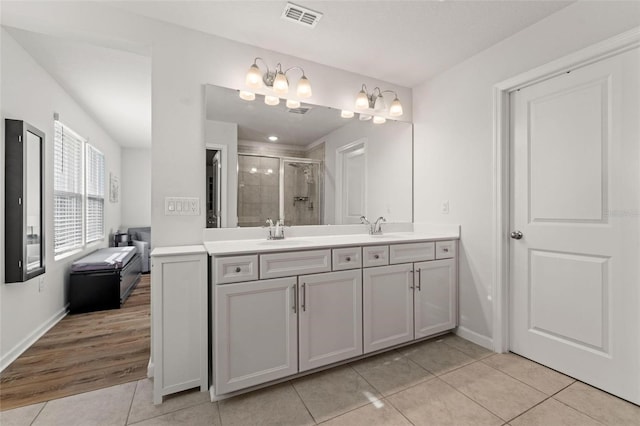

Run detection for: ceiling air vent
[[281, 3, 323, 28], [288, 107, 311, 115]]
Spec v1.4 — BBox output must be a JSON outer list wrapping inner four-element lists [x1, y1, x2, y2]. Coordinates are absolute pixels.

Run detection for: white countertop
[[151, 245, 207, 257], [204, 231, 459, 256]]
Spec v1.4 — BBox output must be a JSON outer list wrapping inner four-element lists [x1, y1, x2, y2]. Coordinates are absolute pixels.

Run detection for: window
[[54, 121, 105, 256]]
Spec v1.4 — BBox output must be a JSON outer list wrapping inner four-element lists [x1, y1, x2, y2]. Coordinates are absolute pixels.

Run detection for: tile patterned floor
[[2, 335, 639, 426]]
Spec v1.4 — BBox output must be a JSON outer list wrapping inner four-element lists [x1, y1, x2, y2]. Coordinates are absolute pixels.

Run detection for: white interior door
[[336, 140, 366, 224], [509, 47, 639, 404]]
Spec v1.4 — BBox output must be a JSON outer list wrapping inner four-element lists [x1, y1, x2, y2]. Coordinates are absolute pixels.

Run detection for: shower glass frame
[[237, 153, 324, 226]]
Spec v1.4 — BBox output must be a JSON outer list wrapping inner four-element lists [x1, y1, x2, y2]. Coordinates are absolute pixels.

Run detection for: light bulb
[[286, 99, 301, 109], [389, 97, 403, 117], [239, 91, 255, 101], [355, 90, 369, 110], [268, 135, 278, 142], [264, 95, 280, 106], [373, 95, 386, 111], [341, 110, 354, 118], [245, 63, 263, 89], [296, 75, 312, 98], [373, 116, 386, 124], [273, 72, 289, 95], [359, 114, 372, 121], [249, 167, 258, 174]]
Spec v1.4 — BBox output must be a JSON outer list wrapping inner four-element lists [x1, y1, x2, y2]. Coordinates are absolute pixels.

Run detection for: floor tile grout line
[[476, 357, 576, 397], [439, 361, 553, 423], [29, 401, 47, 426], [348, 357, 437, 400], [288, 380, 318, 425], [503, 380, 582, 424], [548, 383, 610, 426], [216, 400, 223, 426], [124, 379, 139, 425], [380, 395, 417, 425]]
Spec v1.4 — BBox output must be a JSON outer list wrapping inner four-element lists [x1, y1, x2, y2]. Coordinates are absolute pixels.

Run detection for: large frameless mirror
[[204, 84, 413, 228], [5, 119, 45, 283]]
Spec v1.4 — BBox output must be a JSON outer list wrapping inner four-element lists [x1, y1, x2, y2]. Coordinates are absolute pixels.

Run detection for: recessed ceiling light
[[268, 136, 279, 142]]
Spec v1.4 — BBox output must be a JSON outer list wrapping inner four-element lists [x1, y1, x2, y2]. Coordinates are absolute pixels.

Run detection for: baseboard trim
[[0, 305, 68, 373], [147, 360, 154, 378], [455, 326, 494, 351]]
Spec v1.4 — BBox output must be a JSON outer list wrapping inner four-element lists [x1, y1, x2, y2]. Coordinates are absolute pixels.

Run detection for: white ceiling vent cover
[[281, 3, 323, 28]]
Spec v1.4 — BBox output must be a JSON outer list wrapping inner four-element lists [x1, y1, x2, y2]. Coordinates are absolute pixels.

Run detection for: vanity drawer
[[260, 249, 331, 279], [214, 255, 258, 284], [363, 245, 389, 267], [389, 242, 435, 264], [435, 240, 456, 260], [332, 247, 362, 271]]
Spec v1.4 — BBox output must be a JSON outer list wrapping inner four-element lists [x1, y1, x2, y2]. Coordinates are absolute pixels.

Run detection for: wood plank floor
[[0, 274, 150, 411]]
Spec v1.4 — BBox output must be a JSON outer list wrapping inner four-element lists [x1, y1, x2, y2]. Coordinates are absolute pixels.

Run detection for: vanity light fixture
[[268, 135, 279, 142], [239, 90, 255, 101], [341, 110, 354, 118], [264, 95, 280, 106], [355, 84, 403, 117], [245, 57, 313, 99], [286, 99, 301, 109], [372, 116, 386, 124]]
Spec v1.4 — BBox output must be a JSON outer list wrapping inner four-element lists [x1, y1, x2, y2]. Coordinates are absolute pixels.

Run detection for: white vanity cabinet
[[208, 236, 458, 399], [363, 264, 414, 353], [363, 241, 458, 353], [414, 258, 457, 338], [298, 269, 362, 371], [151, 246, 208, 405], [214, 277, 298, 394]]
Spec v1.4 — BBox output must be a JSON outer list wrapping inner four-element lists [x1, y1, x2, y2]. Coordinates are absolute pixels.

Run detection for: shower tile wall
[[237, 155, 279, 227]]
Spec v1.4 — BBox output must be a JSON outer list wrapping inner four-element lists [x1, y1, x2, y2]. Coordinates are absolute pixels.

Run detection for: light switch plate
[[441, 200, 450, 214], [165, 197, 200, 215]]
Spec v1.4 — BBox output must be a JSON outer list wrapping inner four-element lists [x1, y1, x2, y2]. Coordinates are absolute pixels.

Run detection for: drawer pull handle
[[374, 254, 380, 259], [235, 267, 241, 273], [443, 248, 449, 253], [346, 256, 351, 262]]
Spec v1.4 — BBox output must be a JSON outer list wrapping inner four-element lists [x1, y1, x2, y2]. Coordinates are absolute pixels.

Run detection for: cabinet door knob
[[374, 254, 380, 259], [346, 256, 351, 262], [235, 267, 241, 273], [443, 247, 449, 252]]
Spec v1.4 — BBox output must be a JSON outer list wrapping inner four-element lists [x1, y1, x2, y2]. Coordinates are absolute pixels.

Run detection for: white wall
[[316, 119, 413, 225], [121, 147, 151, 229], [412, 1, 640, 345], [0, 29, 122, 367], [2, 2, 412, 247]]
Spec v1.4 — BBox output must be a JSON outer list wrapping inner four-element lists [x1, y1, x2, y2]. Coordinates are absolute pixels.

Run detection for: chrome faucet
[[266, 218, 285, 240], [360, 216, 386, 235]]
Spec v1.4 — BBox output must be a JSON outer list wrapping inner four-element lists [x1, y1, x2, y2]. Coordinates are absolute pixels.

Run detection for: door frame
[[491, 27, 640, 353], [206, 143, 228, 227], [335, 138, 368, 224]]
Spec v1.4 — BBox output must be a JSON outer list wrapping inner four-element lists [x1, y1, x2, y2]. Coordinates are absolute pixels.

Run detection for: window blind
[[86, 144, 105, 243], [54, 121, 84, 255]]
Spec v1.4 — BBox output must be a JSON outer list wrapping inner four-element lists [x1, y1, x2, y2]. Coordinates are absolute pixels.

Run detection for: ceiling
[[112, 0, 573, 87], [3, 1, 574, 148]]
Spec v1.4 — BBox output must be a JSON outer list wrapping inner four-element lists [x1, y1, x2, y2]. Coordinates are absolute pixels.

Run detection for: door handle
[[293, 284, 297, 314], [301, 283, 306, 312], [416, 268, 421, 291], [510, 230, 523, 240]]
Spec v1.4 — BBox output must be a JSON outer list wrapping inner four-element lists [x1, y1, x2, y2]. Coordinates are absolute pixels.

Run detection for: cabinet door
[[414, 259, 457, 338], [215, 277, 298, 394], [298, 270, 363, 371], [363, 264, 414, 353]]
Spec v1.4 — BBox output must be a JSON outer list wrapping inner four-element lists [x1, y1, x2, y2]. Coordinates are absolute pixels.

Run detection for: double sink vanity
[[150, 224, 459, 404]]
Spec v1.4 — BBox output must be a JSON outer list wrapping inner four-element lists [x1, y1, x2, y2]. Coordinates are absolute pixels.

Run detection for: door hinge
[[18, 260, 22, 268], [18, 135, 22, 143], [18, 197, 22, 205]]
